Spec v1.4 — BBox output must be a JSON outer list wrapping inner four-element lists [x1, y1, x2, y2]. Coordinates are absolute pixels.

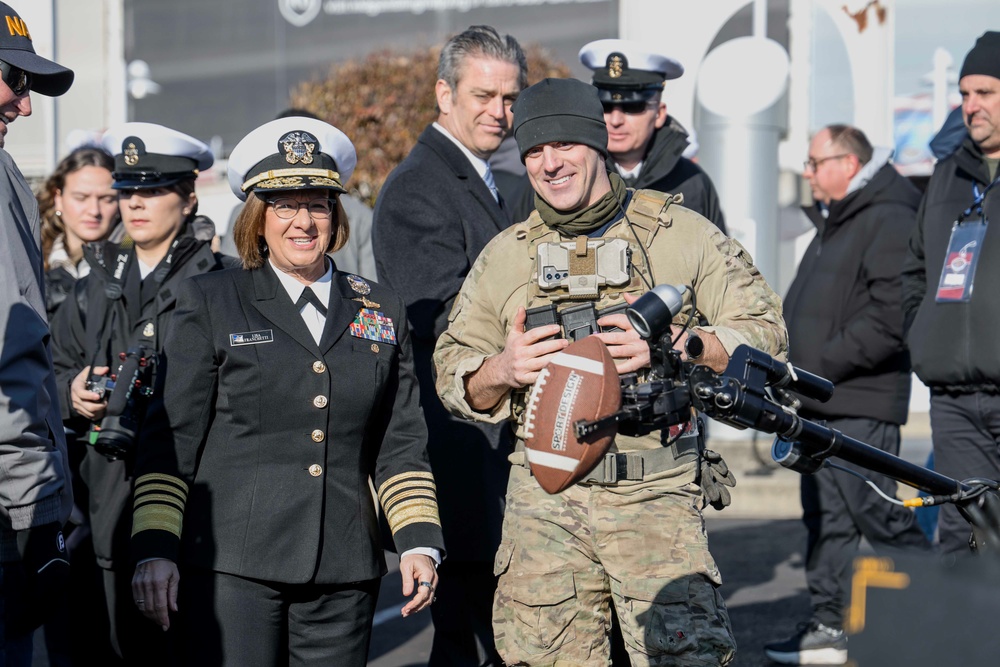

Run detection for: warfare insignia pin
[[608, 53, 625, 78], [346, 274, 371, 295], [142, 322, 155, 338], [350, 308, 396, 345], [352, 296, 381, 310], [124, 142, 140, 166], [280, 131, 317, 165]]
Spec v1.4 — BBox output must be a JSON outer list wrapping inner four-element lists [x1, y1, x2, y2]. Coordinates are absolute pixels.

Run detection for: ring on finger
[[135, 598, 145, 605], [418, 580, 435, 592]]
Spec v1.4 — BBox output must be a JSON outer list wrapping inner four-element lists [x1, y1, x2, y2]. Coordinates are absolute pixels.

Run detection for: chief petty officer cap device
[[579, 38, 683, 104], [0, 1, 74, 97], [102, 122, 214, 190], [227, 116, 357, 201]]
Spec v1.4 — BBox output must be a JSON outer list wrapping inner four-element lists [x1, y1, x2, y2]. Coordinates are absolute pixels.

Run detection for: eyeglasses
[[601, 100, 656, 115], [0, 59, 31, 97], [266, 197, 335, 219], [803, 154, 850, 172]]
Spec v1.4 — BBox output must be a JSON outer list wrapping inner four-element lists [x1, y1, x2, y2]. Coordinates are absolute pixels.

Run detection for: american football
[[523, 336, 621, 494]]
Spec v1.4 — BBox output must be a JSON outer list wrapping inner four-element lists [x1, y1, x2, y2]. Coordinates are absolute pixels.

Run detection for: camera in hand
[[86, 345, 156, 461]]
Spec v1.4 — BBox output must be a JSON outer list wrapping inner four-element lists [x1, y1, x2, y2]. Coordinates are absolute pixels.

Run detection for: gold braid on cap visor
[[242, 168, 344, 193]]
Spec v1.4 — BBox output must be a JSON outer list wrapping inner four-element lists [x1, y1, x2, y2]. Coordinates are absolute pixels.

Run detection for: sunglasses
[[0, 59, 30, 96], [601, 100, 655, 115]]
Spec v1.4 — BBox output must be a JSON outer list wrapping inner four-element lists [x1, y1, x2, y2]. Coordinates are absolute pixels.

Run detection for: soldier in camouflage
[[434, 78, 787, 666]]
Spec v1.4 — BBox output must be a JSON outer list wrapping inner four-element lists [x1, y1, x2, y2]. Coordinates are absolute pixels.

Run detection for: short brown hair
[[232, 194, 349, 269]]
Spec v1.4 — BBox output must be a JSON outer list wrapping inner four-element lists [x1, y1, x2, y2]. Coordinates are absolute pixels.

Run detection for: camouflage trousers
[[492, 465, 736, 667]]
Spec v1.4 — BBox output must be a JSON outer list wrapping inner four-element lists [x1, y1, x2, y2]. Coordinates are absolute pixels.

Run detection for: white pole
[[931, 47, 953, 132]]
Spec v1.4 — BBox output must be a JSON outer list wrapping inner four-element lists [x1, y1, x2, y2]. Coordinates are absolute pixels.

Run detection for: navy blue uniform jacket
[[131, 263, 444, 584]]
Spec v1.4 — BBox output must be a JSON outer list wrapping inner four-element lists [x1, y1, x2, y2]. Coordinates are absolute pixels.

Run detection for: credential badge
[[142, 322, 155, 338], [280, 131, 316, 165], [346, 274, 371, 295], [124, 142, 140, 166]]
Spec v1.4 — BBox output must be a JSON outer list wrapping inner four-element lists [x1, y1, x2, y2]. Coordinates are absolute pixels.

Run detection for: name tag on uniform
[[350, 309, 397, 345], [230, 329, 274, 346]]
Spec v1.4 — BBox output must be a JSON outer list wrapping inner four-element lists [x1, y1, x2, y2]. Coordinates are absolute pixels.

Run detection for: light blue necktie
[[483, 164, 500, 203]]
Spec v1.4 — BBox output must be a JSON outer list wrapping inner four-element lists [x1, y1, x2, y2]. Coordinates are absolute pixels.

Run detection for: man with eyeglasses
[[580, 39, 726, 233], [0, 2, 75, 664], [902, 31, 1000, 557], [764, 124, 930, 666]]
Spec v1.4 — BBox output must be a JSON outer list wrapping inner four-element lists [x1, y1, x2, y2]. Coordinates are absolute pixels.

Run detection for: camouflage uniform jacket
[[435, 189, 788, 471]]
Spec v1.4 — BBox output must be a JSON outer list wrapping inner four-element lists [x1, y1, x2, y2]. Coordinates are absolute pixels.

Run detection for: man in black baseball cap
[[0, 2, 75, 663]]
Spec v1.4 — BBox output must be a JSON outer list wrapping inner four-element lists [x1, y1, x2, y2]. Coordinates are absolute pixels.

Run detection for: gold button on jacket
[[311, 429, 324, 442], [312, 360, 326, 373], [313, 395, 328, 408], [308, 464, 323, 477]]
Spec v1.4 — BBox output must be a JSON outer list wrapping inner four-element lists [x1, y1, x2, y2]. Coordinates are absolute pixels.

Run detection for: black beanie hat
[[512, 78, 608, 162], [960, 31, 1000, 81]]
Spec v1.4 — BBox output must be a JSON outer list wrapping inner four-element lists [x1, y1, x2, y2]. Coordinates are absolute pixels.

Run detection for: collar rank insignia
[[124, 142, 140, 166], [346, 274, 371, 295], [353, 296, 381, 309], [607, 53, 625, 78], [280, 130, 316, 165], [350, 308, 397, 345]]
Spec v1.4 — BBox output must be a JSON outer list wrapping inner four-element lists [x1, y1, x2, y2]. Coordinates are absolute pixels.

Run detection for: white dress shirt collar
[[270, 257, 333, 344]]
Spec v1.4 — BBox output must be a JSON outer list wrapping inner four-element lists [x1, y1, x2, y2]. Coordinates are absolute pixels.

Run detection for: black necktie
[[296, 286, 327, 317]]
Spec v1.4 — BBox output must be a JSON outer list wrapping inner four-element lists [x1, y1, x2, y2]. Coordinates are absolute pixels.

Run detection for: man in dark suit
[[372, 24, 526, 667]]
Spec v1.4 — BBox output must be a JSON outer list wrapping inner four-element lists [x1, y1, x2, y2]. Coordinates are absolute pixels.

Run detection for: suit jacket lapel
[[422, 126, 513, 233], [250, 263, 319, 353], [319, 274, 364, 354]]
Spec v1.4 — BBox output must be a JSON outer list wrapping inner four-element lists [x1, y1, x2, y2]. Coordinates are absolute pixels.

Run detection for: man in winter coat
[[901, 31, 1000, 556], [578, 38, 726, 233], [764, 125, 931, 666]]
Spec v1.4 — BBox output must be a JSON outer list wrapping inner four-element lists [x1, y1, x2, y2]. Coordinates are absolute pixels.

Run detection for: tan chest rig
[[510, 190, 675, 423], [509, 191, 730, 494]]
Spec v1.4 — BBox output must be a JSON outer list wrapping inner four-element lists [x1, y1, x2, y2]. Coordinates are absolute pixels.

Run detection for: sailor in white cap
[[129, 116, 444, 666], [580, 38, 728, 232], [49, 121, 232, 665]]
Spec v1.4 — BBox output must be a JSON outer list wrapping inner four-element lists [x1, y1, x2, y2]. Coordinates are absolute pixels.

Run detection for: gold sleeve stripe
[[135, 483, 187, 502], [381, 487, 438, 508], [132, 504, 184, 538], [377, 471, 435, 504], [134, 492, 186, 512], [380, 480, 437, 507], [133, 473, 188, 538], [384, 497, 441, 534], [135, 473, 189, 496]]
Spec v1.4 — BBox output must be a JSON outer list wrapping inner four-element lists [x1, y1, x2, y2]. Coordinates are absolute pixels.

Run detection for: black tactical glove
[[699, 449, 736, 511], [9, 522, 70, 636]]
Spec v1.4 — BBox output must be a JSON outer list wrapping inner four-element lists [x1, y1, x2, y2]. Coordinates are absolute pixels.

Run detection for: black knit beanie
[[511, 78, 609, 162], [960, 31, 1000, 81]]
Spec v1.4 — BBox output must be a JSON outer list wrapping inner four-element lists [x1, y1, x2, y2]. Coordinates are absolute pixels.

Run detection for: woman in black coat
[[50, 122, 227, 666], [130, 117, 445, 666]]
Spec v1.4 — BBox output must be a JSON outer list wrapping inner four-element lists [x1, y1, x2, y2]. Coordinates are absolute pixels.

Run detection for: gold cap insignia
[[607, 54, 625, 79], [281, 131, 316, 165], [124, 143, 140, 167]]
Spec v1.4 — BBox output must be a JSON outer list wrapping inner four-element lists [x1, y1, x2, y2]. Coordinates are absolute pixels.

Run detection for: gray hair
[[438, 25, 528, 91], [827, 124, 874, 166]]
